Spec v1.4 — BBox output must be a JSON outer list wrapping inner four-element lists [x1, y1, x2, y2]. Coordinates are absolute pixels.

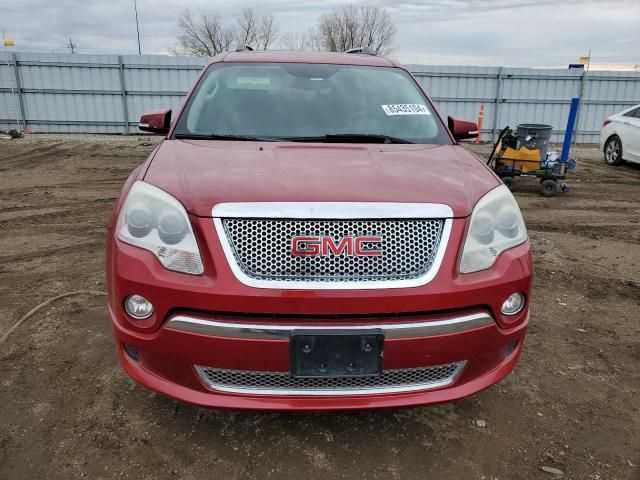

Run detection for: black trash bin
[[516, 124, 552, 161]]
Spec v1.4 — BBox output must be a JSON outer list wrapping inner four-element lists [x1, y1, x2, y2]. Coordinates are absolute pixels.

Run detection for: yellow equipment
[[494, 144, 542, 173]]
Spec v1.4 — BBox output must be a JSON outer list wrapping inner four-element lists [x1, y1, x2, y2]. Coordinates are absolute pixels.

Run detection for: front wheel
[[604, 136, 623, 166], [540, 179, 558, 197], [501, 176, 515, 191]]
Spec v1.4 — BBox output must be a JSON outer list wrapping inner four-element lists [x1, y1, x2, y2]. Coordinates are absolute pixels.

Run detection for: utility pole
[[66, 37, 77, 54], [573, 49, 591, 145], [133, 0, 142, 55], [2, 30, 21, 132]]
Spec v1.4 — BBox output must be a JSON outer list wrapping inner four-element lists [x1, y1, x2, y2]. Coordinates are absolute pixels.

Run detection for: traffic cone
[[476, 104, 484, 144]]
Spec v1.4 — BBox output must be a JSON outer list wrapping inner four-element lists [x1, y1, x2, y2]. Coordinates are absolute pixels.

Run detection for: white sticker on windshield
[[381, 104, 431, 116], [237, 77, 271, 86]]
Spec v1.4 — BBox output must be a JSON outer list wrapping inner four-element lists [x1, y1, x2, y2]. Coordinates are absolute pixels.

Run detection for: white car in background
[[601, 104, 640, 165]]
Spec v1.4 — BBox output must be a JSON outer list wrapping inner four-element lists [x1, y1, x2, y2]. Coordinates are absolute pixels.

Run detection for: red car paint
[[143, 141, 497, 218], [105, 51, 532, 410]]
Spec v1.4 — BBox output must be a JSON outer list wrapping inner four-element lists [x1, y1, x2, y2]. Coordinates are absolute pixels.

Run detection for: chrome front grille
[[220, 218, 445, 283], [195, 362, 465, 396]]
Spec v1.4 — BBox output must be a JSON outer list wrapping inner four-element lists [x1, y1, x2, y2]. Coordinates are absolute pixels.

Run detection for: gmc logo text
[[291, 236, 383, 257]]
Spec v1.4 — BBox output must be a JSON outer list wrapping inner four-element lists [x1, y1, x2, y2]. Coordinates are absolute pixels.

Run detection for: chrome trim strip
[[212, 202, 455, 219], [213, 216, 453, 290], [193, 361, 467, 396], [166, 312, 494, 339]]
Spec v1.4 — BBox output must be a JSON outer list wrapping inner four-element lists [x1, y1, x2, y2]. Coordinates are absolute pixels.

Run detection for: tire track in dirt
[[527, 220, 640, 242]]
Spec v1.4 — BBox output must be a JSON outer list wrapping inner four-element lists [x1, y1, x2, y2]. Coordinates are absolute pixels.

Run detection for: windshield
[[173, 63, 451, 144]]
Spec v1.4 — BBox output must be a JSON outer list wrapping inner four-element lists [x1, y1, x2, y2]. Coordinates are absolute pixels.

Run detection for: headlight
[[459, 185, 527, 273], [117, 181, 204, 275]]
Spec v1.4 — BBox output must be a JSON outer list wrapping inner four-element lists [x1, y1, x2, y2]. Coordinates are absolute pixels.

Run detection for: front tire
[[604, 136, 623, 166], [540, 179, 558, 197], [502, 176, 515, 191]]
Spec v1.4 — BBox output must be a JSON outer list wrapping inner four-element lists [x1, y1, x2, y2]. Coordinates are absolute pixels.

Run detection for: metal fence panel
[[1, 52, 639, 142]]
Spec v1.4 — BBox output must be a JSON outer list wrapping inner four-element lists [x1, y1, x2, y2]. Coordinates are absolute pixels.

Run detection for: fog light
[[501, 292, 525, 316], [124, 294, 154, 319]]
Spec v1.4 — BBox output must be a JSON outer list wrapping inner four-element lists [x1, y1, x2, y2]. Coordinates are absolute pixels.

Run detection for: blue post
[[561, 97, 580, 161]]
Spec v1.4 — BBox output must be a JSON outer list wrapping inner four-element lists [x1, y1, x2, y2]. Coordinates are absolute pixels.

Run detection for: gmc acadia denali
[[105, 50, 532, 410]]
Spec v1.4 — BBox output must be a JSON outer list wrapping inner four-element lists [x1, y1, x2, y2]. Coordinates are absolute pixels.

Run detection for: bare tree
[[174, 10, 235, 56], [175, 8, 279, 55], [236, 8, 258, 46], [257, 13, 278, 50], [175, 6, 394, 57], [280, 31, 320, 52], [317, 5, 395, 55], [237, 8, 278, 50]]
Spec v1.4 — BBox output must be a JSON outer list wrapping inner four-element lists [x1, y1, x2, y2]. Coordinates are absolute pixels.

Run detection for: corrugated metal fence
[[2, 52, 639, 142]]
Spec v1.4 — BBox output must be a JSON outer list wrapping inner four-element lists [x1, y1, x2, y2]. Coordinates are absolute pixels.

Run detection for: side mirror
[[139, 109, 172, 134], [448, 116, 479, 141]]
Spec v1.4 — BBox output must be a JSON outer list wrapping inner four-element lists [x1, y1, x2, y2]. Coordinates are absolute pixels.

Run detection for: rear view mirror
[[448, 116, 479, 141], [139, 109, 172, 135]]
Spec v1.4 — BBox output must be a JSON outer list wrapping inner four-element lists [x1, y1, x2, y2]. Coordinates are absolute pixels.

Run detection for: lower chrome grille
[[195, 362, 466, 396]]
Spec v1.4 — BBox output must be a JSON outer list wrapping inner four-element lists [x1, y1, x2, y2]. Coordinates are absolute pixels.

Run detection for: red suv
[[106, 50, 532, 410]]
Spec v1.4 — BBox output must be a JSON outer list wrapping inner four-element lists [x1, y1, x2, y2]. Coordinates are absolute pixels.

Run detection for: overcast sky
[[2, 0, 639, 70]]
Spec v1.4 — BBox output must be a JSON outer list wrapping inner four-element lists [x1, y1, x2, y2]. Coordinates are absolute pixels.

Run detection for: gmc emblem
[[291, 236, 383, 257]]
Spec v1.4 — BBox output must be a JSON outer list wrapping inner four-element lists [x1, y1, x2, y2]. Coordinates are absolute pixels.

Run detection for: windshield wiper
[[174, 133, 281, 142], [175, 133, 414, 144], [283, 133, 415, 144]]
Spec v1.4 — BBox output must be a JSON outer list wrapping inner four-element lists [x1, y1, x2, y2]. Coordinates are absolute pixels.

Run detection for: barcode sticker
[[381, 104, 431, 116]]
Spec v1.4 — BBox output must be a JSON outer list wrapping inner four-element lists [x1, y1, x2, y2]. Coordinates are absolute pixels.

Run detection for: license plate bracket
[[291, 330, 383, 378]]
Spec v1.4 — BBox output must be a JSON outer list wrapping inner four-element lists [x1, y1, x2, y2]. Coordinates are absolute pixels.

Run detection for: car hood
[[143, 140, 500, 218]]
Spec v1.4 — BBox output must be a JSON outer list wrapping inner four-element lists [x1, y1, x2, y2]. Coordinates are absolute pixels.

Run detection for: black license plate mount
[[291, 330, 383, 378]]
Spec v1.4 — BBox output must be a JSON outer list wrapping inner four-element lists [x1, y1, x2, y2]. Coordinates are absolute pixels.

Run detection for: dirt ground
[[0, 135, 638, 480]]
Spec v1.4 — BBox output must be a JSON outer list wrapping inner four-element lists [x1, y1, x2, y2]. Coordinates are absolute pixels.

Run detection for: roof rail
[[235, 44, 254, 52], [345, 46, 376, 56]]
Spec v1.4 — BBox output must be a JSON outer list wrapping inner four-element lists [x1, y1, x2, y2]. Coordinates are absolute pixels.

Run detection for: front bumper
[[112, 306, 528, 410], [106, 216, 532, 410]]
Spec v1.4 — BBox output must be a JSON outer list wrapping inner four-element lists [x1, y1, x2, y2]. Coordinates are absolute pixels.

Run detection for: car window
[[174, 63, 452, 144], [623, 107, 640, 118]]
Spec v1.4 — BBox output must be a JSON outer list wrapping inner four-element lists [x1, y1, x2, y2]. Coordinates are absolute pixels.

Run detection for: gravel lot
[[0, 135, 638, 480]]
